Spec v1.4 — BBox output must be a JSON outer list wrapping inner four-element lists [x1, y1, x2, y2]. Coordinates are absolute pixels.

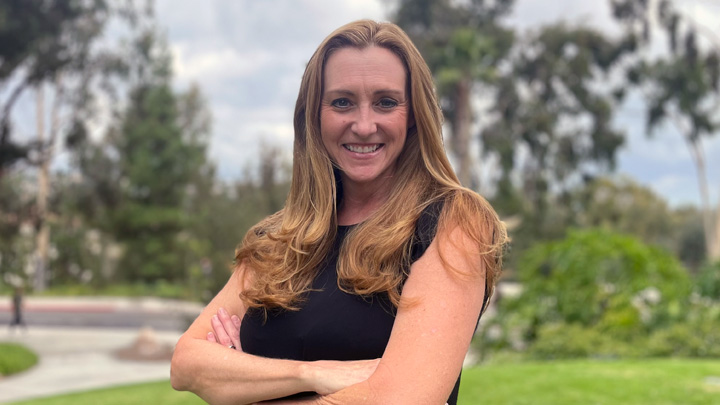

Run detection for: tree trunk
[[686, 137, 715, 261], [710, 184, 720, 262], [34, 84, 50, 292], [454, 75, 473, 187]]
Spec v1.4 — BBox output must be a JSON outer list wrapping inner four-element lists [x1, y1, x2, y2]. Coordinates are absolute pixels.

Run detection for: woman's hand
[[303, 358, 380, 395], [253, 359, 380, 404], [206, 307, 241, 351]]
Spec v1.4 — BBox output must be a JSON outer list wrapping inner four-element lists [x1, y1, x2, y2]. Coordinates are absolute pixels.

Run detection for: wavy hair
[[235, 20, 507, 314]]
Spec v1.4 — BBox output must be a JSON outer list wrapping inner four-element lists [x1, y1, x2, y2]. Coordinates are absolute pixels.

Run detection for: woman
[[171, 20, 506, 405]]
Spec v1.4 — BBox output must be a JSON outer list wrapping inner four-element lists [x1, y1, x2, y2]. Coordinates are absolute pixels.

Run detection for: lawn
[[0, 343, 38, 377], [11, 359, 720, 404]]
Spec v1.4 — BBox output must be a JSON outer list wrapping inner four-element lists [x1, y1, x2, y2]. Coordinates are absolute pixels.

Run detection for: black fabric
[[240, 201, 461, 404]]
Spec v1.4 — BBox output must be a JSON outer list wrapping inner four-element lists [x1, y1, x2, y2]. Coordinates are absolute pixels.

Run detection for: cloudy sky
[[124, 0, 720, 208], [153, 0, 719, 208]]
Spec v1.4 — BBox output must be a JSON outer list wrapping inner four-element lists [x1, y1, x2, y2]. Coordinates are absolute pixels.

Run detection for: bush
[[479, 229, 693, 359], [528, 323, 636, 359], [695, 261, 720, 299], [0, 343, 38, 376], [646, 299, 720, 357]]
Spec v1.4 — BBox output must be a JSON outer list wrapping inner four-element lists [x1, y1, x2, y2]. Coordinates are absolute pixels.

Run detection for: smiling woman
[[170, 20, 507, 405]]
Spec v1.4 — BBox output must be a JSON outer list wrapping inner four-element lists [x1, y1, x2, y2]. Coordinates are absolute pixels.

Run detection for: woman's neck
[[337, 181, 392, 226]]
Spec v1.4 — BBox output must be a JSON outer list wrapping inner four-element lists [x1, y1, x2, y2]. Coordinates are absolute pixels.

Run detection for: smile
[[343, 144, 382, 153]]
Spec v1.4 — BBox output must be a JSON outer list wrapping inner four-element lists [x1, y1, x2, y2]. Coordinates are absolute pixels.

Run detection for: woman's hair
[[235, 20, 507, 314]]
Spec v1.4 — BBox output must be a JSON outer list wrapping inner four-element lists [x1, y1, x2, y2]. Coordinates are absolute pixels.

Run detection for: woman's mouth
[[343, 144, 382, 153]]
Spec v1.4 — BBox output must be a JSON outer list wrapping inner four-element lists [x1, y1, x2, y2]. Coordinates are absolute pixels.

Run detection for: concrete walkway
[[0, 326, 183, 404], [0, 296, 203, 404]]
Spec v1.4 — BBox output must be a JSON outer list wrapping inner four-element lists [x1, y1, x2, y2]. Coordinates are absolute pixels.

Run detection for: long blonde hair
[[236, 20, 507, 314]]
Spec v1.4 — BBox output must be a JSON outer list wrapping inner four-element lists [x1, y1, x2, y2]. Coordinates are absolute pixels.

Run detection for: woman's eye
[[378, 98, 398, 109], [331, 98, 351, 108]]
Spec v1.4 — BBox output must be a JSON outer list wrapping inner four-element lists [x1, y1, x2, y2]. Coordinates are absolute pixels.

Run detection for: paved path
[[0, 296, 203, 331], [0, 297, 202, 404], [0, 326, 183, 404]]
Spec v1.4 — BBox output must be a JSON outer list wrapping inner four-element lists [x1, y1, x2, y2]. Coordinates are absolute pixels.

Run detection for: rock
[[113, 327, 174, 362]]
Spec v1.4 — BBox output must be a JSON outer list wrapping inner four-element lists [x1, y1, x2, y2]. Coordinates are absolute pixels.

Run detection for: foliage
[[394, 0, 515, 187], [0, 174, 35, 286], [695, 260, 720, 299], [0, 342, 38, 376], [188, 144, 291, 299], [564, 176, 706, 270], [38, 281, 189, 299], [528, 323, 636, 359], [480, 228, 692, 358], [67, 31, 210, 285], [482, 24, 632, 253], [0, 0, 150, 174], [611, 0, 720, 261]]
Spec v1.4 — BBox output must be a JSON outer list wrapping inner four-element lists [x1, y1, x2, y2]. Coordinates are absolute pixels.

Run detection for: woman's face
[[320, 46, 412, 194]]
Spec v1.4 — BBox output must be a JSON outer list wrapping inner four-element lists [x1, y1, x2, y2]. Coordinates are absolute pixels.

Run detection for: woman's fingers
[[210, 313, 233, 349], [217, 307, 241, 350], [209, 307, 241, 350], [206, 331, 217, 343]]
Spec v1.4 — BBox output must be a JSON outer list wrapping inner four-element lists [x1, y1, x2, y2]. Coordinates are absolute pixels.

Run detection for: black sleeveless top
[[240, 202, 462, 404]]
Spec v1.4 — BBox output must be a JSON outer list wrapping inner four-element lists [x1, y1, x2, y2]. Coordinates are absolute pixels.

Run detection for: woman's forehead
[[323, 46, 407, 95]]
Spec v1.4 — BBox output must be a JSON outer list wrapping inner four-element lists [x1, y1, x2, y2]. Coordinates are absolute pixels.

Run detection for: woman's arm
[[314, 226, 487, 405], [171, 266, 378, 405], [171, 267, 309, 404]]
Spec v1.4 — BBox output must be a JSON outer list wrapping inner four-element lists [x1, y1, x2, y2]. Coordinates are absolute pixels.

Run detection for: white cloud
[[171, 44, 272, 84]]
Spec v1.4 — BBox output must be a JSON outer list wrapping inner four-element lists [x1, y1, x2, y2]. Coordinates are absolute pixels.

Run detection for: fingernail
[[232, 315, 241, 326], [218, 307, 227, 316], [212, 315, 218, 321]]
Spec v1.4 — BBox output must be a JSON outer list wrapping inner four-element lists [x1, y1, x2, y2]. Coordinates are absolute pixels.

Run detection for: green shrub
[[527, 323, 632, 359], [695, 260, 720, 299], [646, 299, 720, 357], [0, 343, 38, 376], [479, 229, 693, 359]]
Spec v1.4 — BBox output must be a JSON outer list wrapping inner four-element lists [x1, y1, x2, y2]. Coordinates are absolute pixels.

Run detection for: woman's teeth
[[344, 144, 380, 153]]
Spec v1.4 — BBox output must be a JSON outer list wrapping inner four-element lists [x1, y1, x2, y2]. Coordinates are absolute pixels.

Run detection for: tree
[[571, 177, 674, 246], [611, 0, 720, 261], [394, 0, 515, 188], [189, 144, 291, 299], [0, 0, 152, 290], [566, 176, 706, 269], [481, 24, 633, 242], [70, 30, 211, 285], [0, 173, 35, 288], [0, 0, 148, 175]]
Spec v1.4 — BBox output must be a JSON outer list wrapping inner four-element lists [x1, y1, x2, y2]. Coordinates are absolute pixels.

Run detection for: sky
[[8, 0, 718, 208], [152, 0, 719, 208]]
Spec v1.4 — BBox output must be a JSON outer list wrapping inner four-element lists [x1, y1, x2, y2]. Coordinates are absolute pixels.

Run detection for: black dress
[[240, 202, 463, 404]]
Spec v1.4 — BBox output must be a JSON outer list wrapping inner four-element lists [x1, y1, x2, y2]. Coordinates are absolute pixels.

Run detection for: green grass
[[10, 359, 720, 405], [0, 343, 38, 377], [459, 358, 720, 404], [11, 381, 204, 405]]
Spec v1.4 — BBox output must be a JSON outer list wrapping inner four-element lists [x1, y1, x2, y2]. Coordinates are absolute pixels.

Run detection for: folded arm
[[171, 267, 378, 405]]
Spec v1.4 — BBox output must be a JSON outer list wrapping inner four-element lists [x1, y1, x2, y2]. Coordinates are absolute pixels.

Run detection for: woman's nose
[[351, 105, 377, 136]]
